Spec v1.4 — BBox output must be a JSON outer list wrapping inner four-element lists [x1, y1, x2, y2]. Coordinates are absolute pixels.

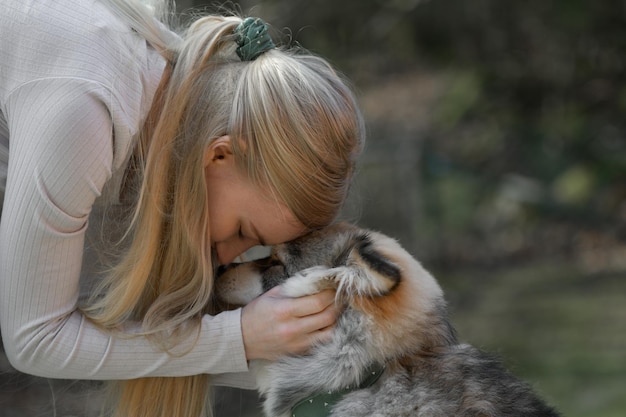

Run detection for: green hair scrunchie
[[235, 17, 275, 61]]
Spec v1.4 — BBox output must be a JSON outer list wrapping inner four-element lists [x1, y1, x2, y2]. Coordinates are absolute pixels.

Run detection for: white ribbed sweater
[[0, 0, 251, 385]]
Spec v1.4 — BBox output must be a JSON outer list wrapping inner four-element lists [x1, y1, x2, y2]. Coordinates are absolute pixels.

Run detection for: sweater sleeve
[[0, 78, 250, 380]]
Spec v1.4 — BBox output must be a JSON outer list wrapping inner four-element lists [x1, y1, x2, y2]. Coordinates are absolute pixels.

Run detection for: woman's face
[[204, 136, 307, 265]]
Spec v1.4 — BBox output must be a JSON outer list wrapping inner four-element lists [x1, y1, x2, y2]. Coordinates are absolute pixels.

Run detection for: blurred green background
[[203, 1, 625, 416], [2, 0, 624, 416]]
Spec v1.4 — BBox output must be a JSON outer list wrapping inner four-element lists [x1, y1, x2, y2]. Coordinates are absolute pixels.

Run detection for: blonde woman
[[0, 0, 364, 416]]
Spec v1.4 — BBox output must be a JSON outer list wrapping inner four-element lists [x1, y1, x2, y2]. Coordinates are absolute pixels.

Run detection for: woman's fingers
[[269, 286, 337, 317], [240, 288, 340, 361]]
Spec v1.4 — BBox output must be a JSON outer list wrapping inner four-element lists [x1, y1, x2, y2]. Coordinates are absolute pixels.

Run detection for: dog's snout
[[217, 257, 282, 278], [217, 263, 236, 276]]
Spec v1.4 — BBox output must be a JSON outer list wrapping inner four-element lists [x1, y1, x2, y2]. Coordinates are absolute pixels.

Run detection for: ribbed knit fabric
[[0, 0, 252, 386]]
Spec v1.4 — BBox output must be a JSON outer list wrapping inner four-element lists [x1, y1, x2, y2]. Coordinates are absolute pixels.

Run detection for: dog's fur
[[216, 223, 560, 417]]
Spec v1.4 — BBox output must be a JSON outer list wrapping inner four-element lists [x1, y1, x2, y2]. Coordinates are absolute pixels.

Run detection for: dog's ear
[[333, 231, 402, 298], [277, 227, 406, 301], [280, 231, 403, 299]]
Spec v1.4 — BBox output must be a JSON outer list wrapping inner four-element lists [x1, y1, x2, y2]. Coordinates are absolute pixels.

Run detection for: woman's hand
[[240, 286, 339, 361]]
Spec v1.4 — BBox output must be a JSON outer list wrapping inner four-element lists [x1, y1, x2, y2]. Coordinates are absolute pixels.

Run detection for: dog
[[215, 222, 560, 417]]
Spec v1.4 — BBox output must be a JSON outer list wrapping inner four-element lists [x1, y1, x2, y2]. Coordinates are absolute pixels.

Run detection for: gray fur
[[216, 223, 560, 417]]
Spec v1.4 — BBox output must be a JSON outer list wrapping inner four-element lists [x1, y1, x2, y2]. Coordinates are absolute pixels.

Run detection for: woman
[[0, 0, 364, 415]]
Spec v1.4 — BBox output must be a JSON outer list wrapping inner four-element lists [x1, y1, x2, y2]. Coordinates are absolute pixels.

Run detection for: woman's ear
[[204, 135, 233, 167]]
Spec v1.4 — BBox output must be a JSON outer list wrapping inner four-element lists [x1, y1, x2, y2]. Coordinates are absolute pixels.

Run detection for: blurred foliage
[[438, 261, 626, 417], [178, 3, 626, 417], [412, 0, 626, 233], [200, 0, 626, 267]]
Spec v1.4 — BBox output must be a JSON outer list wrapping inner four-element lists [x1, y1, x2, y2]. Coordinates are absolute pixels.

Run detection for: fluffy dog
[[216, 223, 560, 417]]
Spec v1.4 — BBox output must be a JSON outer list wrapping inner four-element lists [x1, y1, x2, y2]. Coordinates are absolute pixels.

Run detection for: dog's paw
[[280, 266, 339, 297]]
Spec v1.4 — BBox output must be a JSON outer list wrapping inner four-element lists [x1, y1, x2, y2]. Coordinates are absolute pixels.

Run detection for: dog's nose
[[216, 263, 235, 277]]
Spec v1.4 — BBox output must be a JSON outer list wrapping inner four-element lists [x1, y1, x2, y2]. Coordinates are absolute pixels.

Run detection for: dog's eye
[[254, 256, 283, 270]]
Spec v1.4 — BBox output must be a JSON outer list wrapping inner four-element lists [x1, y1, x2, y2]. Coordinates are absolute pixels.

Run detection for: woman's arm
[[0, 79, 250, 380]]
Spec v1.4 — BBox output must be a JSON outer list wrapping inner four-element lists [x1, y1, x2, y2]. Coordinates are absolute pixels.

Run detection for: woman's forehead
[[248, 202, 307, 246]]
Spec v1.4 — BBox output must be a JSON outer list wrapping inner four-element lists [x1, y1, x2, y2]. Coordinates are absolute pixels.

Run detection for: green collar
[[290, 364, 385, 417]]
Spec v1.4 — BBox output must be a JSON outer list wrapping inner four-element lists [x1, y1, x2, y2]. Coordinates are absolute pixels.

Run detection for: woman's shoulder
[[1, 0, 164, 108], [1, 0, 165, 168]]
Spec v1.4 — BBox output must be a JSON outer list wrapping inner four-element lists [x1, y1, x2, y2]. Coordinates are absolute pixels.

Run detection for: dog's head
[[216, 222, 456, 363]]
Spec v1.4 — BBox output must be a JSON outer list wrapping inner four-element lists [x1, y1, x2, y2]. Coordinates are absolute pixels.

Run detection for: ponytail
[[102, 0, 181, 57], [86, 4, 364, 417]]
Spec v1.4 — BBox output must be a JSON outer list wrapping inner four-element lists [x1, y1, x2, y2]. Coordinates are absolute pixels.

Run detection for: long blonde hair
[[86, 1, 364, 416]]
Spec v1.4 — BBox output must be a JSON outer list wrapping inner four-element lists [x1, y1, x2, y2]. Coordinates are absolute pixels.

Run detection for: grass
[[436, 260, 626, 417]]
